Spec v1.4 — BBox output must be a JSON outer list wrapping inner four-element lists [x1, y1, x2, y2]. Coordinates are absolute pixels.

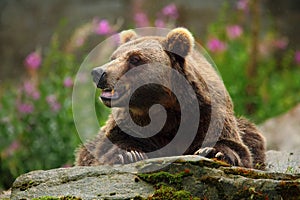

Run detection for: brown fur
[[75, 28, 266, 169]]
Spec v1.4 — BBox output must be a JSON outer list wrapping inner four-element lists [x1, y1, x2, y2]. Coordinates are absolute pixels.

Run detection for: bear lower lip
[[100, 89, 120, 100]]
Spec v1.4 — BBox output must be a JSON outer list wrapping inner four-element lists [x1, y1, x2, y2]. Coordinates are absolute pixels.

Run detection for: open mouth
[[100, 89, 120, 101]]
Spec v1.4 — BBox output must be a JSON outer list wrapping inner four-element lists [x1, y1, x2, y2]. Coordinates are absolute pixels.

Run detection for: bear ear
[[119, 29, 137, 44], [163, 27, 194, 57]]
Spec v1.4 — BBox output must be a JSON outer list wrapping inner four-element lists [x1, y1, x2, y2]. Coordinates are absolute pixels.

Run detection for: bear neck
[[128, 103, 181, 132]]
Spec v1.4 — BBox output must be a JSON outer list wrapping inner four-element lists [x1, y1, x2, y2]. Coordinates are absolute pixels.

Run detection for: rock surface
[[10, 153, 300, 200], [260, 103, 300, 151], [266, 150, 300, 174]]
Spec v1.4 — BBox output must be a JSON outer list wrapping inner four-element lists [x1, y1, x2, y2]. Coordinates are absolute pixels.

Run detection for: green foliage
[[0, 46, 73, 189], [0, 33, 108, 190], [205, 4, 300, 123]]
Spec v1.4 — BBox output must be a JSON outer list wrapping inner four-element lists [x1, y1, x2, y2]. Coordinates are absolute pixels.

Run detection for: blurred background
[[1, 0, 300, 191]]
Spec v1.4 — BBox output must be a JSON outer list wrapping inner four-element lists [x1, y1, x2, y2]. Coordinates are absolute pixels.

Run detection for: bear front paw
[[115, 150, 148, 164], [194, 147, 238, 166]]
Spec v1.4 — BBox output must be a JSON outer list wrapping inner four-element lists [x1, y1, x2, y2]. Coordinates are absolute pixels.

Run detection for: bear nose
[[91, 68, 107, 89]]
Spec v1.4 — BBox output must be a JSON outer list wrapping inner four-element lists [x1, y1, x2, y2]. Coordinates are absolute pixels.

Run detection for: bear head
[[91, 28, 196, 113]]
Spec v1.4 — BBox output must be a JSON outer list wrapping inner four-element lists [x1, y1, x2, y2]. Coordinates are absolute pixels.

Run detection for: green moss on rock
[[150, 185, 196, 200], [138, 170, 201, 199], [133, 185, 200, 200], [138, 170, 192, 189]]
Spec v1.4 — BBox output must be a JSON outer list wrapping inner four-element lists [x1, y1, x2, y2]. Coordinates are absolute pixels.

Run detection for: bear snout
[[91, 68, 107, 89]]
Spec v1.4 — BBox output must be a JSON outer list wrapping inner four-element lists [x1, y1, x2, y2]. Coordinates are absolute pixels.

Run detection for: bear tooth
[[111, 89, 115, 95]]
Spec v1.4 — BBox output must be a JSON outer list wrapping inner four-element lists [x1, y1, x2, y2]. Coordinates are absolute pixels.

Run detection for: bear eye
[[128, 55, 143, 66], [110, 55, 116, 61]]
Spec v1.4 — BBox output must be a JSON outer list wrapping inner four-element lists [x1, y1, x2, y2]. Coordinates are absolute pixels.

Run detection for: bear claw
[[194, 147, 216, 157], [195, 147, 225, 161], [116, 150, 147, 164]]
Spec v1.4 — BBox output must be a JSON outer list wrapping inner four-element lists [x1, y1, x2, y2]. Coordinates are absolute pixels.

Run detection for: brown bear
[[75, 27, 266, 169]]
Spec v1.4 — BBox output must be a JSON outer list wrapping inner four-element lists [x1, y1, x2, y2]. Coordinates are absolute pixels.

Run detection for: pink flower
[[63, 77, 73, 88], [134, 12, 149, 27], [295, 51, 300, 65], [95, 20, 111, 35], [62, 163, 72, 168], [51, 102, 61, 112], [24, 81, 35, 95], [273, 38, 288, 50], [31, 91, 40, 100], [76, 37, 85, 47], [17, 103, 34, 114], [226, 25, 243, 39], [4, 140, 21, 157], [23, 81, 40, 100], [155, 19, 165, 28], [46, 95, 57, 104], [207, 38, 227, 53], [162, 3, 178, 19], [9, 140, 20, 152], [237, 0, 249, 12], [46, 95, 61, 112], [25, 51, 42, 69]]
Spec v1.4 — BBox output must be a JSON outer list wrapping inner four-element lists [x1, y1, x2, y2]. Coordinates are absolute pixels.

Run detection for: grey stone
[[10, 154, 300, 200], [266, 150, 300, 174], [10, 165, 152, 199], [260, 103, 300, 151]]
